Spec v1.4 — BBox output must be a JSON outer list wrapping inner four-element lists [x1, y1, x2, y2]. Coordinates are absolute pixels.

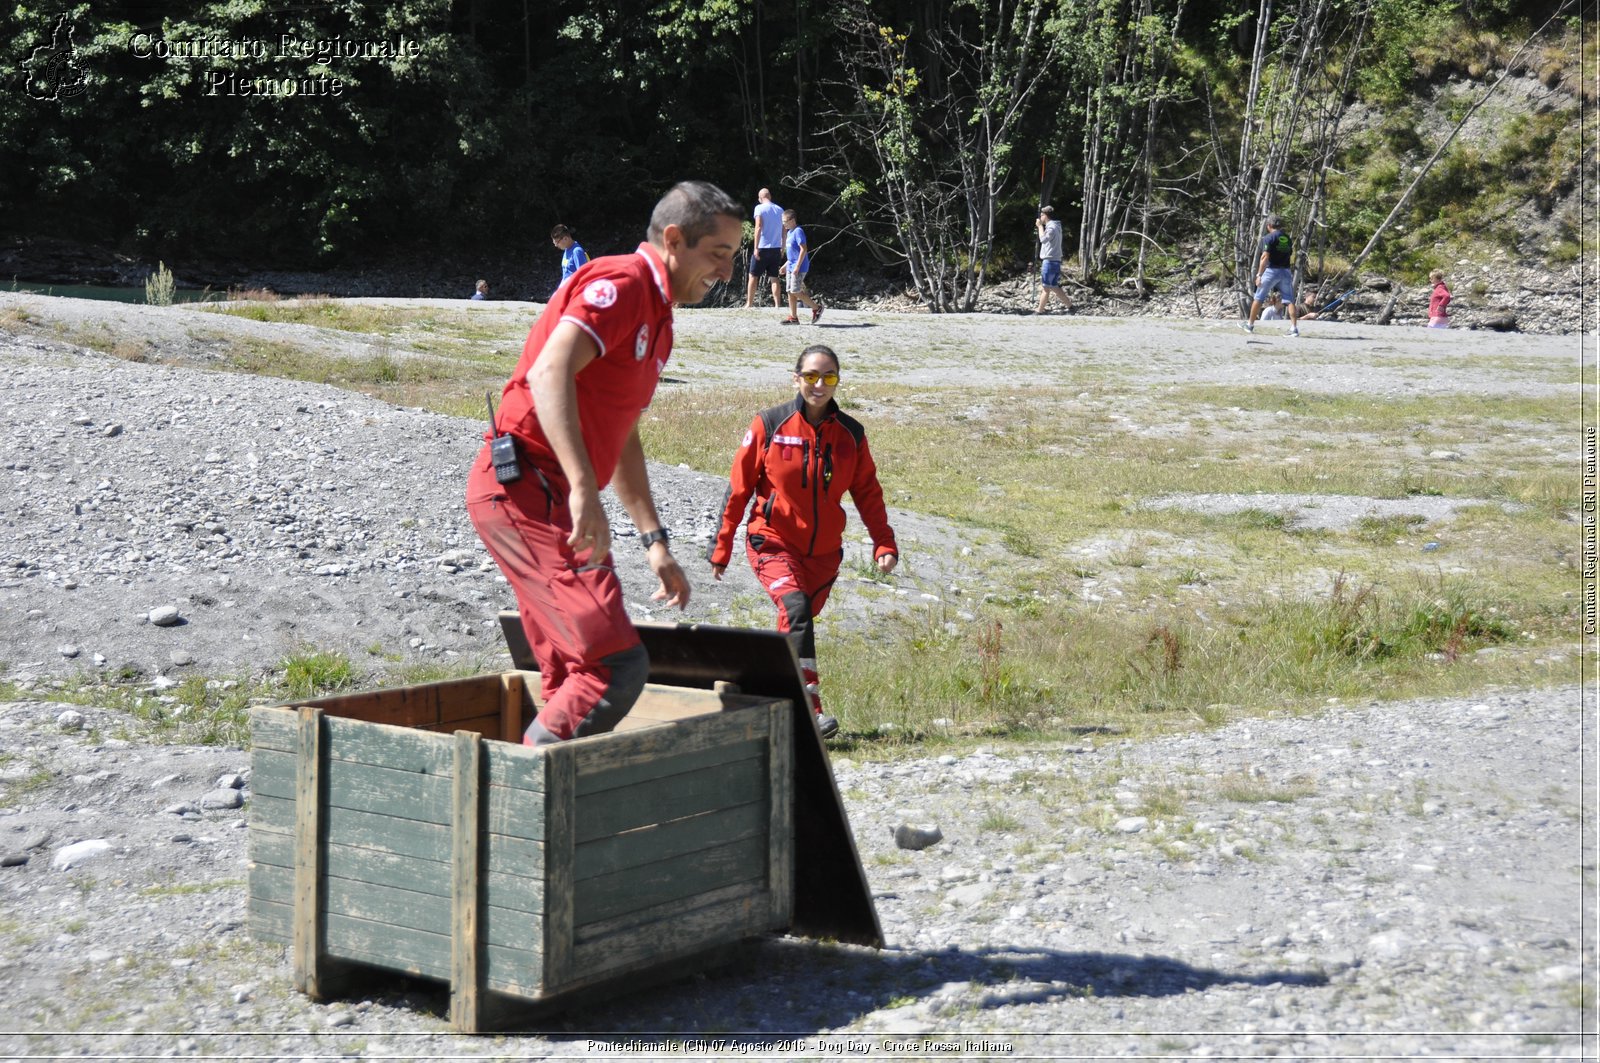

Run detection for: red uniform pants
[[747, 540, 840, 710], [467, 448, 645, 742]]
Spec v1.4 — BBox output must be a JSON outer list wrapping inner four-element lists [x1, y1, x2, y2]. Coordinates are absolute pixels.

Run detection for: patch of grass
[[824, 569, 1534, 740], [0, 760, 56, 808], [1353, 513, 1429, 543], [281, 648, 355, 699], [1215, 772, 1318, 804], [978, 808, 1023, 833], [139, 879, 244, 898]]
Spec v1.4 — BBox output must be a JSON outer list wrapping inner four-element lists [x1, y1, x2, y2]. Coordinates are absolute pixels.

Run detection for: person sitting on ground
[[1261, 291, 1284, 320], [471, 279, 489, 301], [707, 344, 898, 740]]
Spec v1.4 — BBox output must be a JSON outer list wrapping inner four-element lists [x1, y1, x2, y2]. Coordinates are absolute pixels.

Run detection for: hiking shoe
[[811, 301, 824, 325], [816, 713, 839, 739], [781, 316, 800, 325], [1237, 321, 1253, 334], [1287, 327, 1300, 337]]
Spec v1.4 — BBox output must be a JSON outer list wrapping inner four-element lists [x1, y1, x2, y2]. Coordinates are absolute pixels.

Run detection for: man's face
[[662, 214, 741, 305], [552, 235, 571, 250]]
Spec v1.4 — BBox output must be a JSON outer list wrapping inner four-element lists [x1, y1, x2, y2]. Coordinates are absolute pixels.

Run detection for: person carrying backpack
[[707, 344, 898, 738]]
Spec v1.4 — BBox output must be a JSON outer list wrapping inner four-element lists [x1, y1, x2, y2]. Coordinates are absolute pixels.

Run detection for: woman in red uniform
[[708, 344, 898, 738]]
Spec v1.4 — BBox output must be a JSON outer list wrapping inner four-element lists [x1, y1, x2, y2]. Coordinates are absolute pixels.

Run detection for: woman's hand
[[710, 563, 726, 581], [876, 553, 898, 575]]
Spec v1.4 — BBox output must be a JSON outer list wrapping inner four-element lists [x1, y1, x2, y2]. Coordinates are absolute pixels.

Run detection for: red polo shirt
[[496, 243, 674, 490]]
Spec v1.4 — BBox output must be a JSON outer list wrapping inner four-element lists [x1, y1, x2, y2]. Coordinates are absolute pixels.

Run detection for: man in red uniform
[[468, 181, 742, 744]]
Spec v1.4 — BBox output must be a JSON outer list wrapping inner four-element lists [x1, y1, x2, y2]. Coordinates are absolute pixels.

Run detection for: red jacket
[[1429, 282, 1451, 319], [710, 396, 897, 567]]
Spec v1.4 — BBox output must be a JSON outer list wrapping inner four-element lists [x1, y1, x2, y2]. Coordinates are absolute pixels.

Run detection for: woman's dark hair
[[795, 344, 839, 371]]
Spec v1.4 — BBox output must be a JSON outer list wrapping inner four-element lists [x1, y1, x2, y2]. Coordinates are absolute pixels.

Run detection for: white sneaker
[[1288, 328, 1300, 337], [1237, 321, 1253, 334]]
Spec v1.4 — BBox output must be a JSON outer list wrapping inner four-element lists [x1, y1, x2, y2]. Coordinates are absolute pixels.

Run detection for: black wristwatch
[[639, 528, 670, 550]]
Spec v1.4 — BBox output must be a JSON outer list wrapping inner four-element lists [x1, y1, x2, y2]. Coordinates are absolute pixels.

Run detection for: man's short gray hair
[[648, 181, 741, 246], [1267, 214, 1284, 230]]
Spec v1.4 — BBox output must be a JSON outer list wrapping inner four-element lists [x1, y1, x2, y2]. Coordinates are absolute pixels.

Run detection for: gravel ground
[[0, 294, 1591, 1060], [0, 686, 1590, 1060]]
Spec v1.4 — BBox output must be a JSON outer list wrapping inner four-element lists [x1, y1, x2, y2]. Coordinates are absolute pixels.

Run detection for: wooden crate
[[247, 672, 793, 1031]]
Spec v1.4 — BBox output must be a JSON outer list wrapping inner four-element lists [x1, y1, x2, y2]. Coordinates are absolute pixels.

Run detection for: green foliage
[[0, 0, 1573, 286], [281, 648, 355, 699], [1359, 0, 1462, 105]]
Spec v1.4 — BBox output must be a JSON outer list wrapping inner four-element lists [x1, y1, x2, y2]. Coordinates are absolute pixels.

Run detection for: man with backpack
[[1240, 215, 1300, 337]]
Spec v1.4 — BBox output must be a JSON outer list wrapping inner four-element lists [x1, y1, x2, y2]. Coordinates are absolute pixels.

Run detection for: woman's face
[[793, 353, 839, 413]]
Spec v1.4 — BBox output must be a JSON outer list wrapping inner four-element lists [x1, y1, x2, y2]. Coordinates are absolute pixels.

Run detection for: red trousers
[[747, 540, 840, 693], [467, 447, 643, 741]]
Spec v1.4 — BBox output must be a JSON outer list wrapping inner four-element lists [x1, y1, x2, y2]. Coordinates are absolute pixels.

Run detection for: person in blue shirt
[[780, 208, 823, 325], [743, 188, 787, 309], [550, 225, 588, 290], [471, 279, 489, 301]]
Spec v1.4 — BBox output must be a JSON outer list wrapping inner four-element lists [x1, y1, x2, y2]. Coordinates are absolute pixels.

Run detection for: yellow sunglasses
[[797, 370, 839, 386]]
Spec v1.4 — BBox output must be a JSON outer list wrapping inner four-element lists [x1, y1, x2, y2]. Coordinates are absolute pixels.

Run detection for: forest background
[[2, 0, 1592, 314]]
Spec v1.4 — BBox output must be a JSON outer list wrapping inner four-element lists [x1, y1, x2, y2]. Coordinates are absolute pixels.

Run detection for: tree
[[1049, 0, 1194, 291], [806, 0, 1057, 311]]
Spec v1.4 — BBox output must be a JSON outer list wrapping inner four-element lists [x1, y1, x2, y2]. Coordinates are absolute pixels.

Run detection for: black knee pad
[[573, 644, 650, 739], [779, 591, 815, 658]]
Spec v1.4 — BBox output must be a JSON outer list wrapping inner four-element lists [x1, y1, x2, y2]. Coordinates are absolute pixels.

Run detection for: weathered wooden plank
[[254, 829, 546, 916], [611, 714, 670, 734], [273, 675, 505, 729], [499, 673, 525, 744], [417, 713, 501, 740], [567, 705, 777, 782], [574, 834, 769, 926], [248, 861, 292, 943], [574, 736, 767, 799], [482, 829, 544, 884], [292, 706, 325, 999], [542, 742, 576, 992], [570, 885, 768, 983], [572, 758, 767, 844], [253, 860, 543, 951], [570, 880, 762, 947], [452, 730, 483, 1033], [254, 715, 455, 778], [482, 741, 546, 796], [256, 831, 450, 896], [254, 794, 451, 857], [573, 802, 766, 881], [250, 896, 542, 996], [483, 784, 547, 841], [260, 751, 454, 824], [768, 704, 794, 929]]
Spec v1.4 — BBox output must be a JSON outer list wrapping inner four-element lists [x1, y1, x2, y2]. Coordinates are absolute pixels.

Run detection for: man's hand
[[566, 484, 610, 560], [710, 563, 726, 581], [877, 553, 898, 575], [649, 546, 691, 608]]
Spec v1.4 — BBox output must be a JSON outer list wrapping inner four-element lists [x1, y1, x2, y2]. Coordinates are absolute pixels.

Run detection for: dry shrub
[[111, 340, 151, 362], [228, 287, 281, 302]]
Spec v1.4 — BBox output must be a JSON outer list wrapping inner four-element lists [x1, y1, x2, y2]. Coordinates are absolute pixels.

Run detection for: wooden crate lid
[[497, 612, 883, 949]]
